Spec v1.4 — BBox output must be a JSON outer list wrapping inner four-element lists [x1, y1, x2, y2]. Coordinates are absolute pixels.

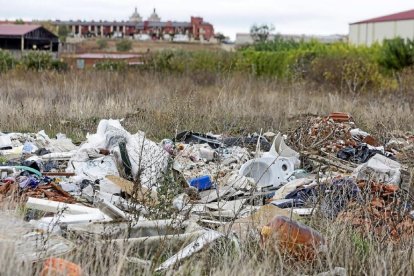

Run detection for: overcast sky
[[0, 1, 413, 39]]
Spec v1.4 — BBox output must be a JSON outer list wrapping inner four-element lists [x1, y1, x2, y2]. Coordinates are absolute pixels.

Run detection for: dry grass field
[[1, 71, 413, 141], [0, 71, 413, 275]]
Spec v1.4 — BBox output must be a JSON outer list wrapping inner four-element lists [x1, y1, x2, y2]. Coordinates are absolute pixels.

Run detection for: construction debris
[[0, 113, 413, 271], [336, 181, 414, 242]]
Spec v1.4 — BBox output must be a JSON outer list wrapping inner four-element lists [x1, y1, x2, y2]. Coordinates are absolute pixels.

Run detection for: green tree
[[116, 39, 133, 52], [250, 24, 275, 42], [379, 38, 414, 71], [379, 37, 414, 90], [14, 19, 24, 25]]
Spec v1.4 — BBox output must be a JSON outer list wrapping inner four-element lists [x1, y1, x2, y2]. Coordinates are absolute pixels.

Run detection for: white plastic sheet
[[353, 154, 401, 184]]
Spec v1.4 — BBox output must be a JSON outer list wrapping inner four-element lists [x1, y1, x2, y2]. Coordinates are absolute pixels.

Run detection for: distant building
[[235, 33, 346, 45], [349, 9, 414, 46], [147, 9, 161, 22], [0, 24, 58, 52], [53, 8, 215, 41], [129, 7, 142, 22]]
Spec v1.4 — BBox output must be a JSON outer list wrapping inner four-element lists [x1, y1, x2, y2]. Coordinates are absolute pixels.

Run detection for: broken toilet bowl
[[239, 156, 294, 189]]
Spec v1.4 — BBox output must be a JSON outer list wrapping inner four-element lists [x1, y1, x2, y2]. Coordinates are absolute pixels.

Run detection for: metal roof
[[351, 9, 414, 25], [0, 24, 41, 36]]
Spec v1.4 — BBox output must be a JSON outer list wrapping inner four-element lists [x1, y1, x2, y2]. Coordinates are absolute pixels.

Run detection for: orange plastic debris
[[40, 258, 82, 276], [260, 216, 325, 261]]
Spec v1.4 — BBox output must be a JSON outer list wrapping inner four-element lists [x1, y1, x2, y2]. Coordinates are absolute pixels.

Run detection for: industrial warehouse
[[349, 9, 414, 45], [53, 8, 215, 42]]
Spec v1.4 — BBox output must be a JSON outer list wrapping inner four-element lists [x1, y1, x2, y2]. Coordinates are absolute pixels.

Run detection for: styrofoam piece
[[239, 156, 295, 189], [26, 197, 102, 215]]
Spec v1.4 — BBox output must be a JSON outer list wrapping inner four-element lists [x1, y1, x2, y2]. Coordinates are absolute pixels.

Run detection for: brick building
[[54, 8, 214, 41]]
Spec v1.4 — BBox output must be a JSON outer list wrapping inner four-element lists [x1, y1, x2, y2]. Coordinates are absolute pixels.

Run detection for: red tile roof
[[351, 9, 414, 25], [0, 24, 41, 36]]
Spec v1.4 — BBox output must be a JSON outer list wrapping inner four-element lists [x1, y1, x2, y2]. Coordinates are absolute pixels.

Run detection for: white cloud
[[0, 0, 413, 39]]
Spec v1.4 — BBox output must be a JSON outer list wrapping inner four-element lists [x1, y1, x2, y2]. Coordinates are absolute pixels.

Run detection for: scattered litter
[[0, 114, 413, 272]]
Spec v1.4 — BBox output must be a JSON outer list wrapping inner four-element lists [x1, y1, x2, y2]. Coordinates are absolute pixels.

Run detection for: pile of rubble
[[337, 180, 414, 242], [0, 113, 413, 273]]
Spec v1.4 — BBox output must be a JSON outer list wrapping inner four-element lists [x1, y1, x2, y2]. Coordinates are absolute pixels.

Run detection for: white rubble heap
[[0, 117, 412, 270], [67, 119, 169, 188]]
